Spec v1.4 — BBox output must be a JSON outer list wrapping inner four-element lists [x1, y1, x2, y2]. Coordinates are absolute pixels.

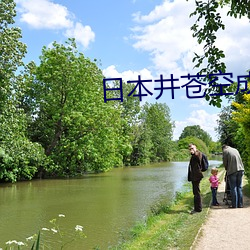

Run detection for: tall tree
[[25, 39, 126, 175], [139, 102, 174, 162], [0, 0, 26, 108], [0, 0, 46, 182], [231, 88, 250, 176], [110, 80, 141, 165], [216, 106, 239, 147], [178, 136, 209, 156], [179, 125, 212, 146]]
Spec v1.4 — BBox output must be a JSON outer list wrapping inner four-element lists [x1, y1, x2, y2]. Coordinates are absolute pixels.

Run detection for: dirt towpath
[[192, 173, 250, 250]]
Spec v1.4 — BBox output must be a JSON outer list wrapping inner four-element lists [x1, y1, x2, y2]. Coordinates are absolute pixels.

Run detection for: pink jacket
[[209, 175, 219, 188]]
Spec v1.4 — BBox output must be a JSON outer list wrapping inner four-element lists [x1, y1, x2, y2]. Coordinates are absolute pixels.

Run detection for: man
[[222, 144, 244, 208], [188, 143, 204, 214]]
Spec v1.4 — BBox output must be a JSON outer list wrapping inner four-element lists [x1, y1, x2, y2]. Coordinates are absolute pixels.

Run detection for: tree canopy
[[0, 0, 48, 182], [24, 39, 130, 175], [179, 125, 212, 145], [178, 136, 209, 156]]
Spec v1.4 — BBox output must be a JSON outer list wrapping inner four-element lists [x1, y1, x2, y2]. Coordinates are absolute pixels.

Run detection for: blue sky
[[14, 0, 250, 141]]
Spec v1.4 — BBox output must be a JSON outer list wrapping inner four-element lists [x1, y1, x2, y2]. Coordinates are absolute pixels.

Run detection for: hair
[[211, 167, 218, 174]]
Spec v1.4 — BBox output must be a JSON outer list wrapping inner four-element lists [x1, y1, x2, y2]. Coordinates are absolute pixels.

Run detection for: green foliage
[[0, 0, 48, 182], [114, 176, 213, 250], [111, 81, 141, 166], [172, 148, 190, 161], [31, 231, 40, 250], [189, 0, 226, 107], [24, 39, 127, 175], [0, 0, 27, 107], [169, 141, 189, 161], [216, 80, 250, 179], [209, 141, 222, 154], [129, 122, 153, 165], [0, 108, 50, 182], [188, 0, 249, 107], [135, 102, 174, 163], [221, 0, 250, 19], [178, 136, 209, 155], [216, 106, 240, 147], [232, 91, 250, 177], [179, 125, 212, 145]]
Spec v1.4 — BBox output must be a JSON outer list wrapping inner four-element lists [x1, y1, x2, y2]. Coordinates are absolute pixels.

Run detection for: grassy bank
[[111, 169, 225, 250]]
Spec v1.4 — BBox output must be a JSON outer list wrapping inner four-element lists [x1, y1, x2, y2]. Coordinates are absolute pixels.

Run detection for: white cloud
[[173, 109, 219, 141], [102, 65, 155, 104], [65, 22, 95, 48], [16, 0, 73, 29], [214, 7, 250, 76], [189, 99, 207, 108], [173, 120, 187, 141], [103, 65, 153, 85], [103, 65, 122, 78], [130, 0, 250, 78], [132, 1, 174, 23], [16, 0, 95, 48], [131, 0, 197, 77]]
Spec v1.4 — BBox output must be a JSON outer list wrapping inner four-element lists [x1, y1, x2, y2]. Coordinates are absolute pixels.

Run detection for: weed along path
[[192, 175, 250, 250]]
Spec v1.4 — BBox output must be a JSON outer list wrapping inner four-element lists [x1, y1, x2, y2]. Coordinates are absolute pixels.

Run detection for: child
[[209, 168, 220, 206]]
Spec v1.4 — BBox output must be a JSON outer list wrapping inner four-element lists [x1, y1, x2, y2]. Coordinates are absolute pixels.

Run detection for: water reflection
[[0, 160, 221, 249]]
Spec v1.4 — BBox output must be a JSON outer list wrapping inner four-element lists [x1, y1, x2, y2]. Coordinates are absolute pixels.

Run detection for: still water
[[0, 160, 221, 249]]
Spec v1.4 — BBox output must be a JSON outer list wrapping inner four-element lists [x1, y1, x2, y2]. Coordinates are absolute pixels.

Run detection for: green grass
[[111, 171, 225, 250], [243, 177, 250, 197]]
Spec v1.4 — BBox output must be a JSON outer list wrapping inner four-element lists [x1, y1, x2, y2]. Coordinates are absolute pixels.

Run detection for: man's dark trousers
[[192, 180, 202, 212]]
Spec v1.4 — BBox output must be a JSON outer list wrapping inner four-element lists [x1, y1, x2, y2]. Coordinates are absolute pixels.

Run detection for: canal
[[0, 159, 221, 249]]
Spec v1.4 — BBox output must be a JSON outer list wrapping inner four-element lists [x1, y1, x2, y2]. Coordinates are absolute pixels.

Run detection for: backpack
[[200, 153, 209, 172]]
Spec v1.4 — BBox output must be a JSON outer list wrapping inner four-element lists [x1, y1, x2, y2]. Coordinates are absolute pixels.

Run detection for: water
[[0, 160, 221, 249]]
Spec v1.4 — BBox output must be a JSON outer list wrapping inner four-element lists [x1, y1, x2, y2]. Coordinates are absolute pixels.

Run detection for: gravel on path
[[192, 173, 250, 250]]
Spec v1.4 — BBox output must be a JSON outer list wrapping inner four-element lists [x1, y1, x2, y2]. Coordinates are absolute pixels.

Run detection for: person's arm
[[209, 176, 212, 183], [223, 152, 228, 171]]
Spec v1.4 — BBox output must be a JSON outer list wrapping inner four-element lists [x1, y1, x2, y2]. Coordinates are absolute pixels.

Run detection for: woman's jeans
[[228, 170, 244, 208], [211, 187, 218, 205]]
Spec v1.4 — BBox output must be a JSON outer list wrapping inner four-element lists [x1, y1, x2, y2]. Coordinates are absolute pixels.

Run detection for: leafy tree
[[178, 136, 209, 156], [0, 0, 47, 182], [129, 122, 153, 165], [209, 141, 222, 154], [0, 0, 27, 108], [216, 106, 239, 147], [179, 125, 212, 146], [216, 81, 246, 150], [110, 81, 140, 165], [24, 39, 127, 175], [231, 89, 250, 176], [138, 102, 174, 163], [171, 141, 190, 161], [189, 0, 249, 107]]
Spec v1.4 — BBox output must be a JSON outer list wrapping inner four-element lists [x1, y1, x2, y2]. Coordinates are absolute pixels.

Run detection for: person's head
[[188, 143, 197, 155], [211, 167, 218, 176]]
